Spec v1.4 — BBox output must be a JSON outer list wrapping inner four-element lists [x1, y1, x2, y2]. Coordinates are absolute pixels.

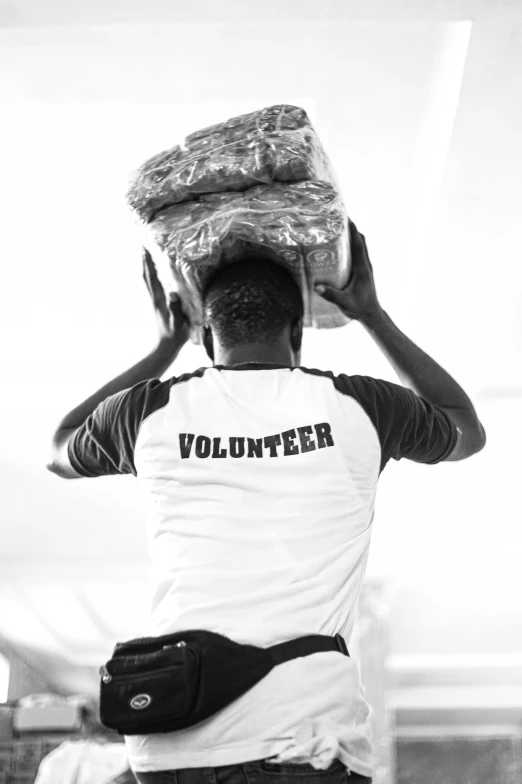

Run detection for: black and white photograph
[[0, 1, 520, 783]]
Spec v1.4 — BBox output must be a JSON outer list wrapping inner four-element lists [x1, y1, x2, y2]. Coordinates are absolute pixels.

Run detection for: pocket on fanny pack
[[101, 645, 199, 733]]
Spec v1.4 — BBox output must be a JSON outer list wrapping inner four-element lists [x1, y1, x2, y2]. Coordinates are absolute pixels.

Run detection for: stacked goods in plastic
[[126, 105, 351, 343]]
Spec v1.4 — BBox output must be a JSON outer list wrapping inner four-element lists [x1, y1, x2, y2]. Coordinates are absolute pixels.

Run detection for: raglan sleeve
[[67, 378, 162, 477], [338, 375, 459, 471]]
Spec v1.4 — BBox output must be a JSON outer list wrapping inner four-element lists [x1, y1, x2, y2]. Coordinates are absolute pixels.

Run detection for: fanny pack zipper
[[100, 641, 188, 683]]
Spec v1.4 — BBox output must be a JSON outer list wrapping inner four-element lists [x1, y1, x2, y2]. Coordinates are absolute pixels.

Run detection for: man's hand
[[314, 220, 383, 325], [143, 248, 191, 348]]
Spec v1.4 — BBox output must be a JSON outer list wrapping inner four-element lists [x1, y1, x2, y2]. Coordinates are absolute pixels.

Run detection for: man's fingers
[[348, 219, 361, 237], [314, 284, 344, 304], [347, 222, 371, 277], [143, 249, 159, 276], [143, 265, 167, 314], [348, 221, 365, 260], [143, 253, 163, 293]]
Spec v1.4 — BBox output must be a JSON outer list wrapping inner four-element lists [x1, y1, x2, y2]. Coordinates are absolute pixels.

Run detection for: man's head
[[202, 256, 304, 366]]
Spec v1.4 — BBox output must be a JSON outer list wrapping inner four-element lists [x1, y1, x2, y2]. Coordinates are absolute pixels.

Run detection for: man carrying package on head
[[126, 105, 353, 341], [47, 106, 486, 784]]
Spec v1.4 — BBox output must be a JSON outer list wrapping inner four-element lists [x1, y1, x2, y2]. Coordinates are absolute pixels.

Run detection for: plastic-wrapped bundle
[[127, 105, 351, 343], [127, 105, 338, 224], [143, 180, 349, 341]]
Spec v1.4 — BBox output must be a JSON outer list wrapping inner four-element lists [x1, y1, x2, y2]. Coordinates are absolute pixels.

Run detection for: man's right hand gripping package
[[126, 105, 352, 342]]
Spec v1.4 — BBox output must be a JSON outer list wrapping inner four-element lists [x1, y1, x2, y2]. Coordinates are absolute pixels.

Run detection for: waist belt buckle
[[335, 633, 349, 656]]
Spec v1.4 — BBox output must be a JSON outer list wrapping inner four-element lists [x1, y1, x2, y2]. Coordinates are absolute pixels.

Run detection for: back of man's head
[[202, 255, 304, 350]]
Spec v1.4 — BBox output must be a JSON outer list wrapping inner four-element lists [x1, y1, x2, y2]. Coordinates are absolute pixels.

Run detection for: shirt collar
[[214, 362, 291, 370]]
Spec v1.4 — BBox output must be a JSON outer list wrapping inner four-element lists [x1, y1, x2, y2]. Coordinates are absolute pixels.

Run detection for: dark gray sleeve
[[333, 374, 459, 473], [67, 378, 165, 477]]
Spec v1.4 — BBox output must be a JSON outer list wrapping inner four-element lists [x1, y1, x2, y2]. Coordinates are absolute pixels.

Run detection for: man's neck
[[214, 343, 296, 367]]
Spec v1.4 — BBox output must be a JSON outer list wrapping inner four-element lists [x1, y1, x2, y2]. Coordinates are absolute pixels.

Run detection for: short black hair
[[202, 256, 304, 348]]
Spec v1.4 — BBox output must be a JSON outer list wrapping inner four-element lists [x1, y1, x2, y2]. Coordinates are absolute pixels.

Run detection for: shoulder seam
[[134, 367, 212, 464], [321, 372, 384, 474], [296, 367, 383, 469]]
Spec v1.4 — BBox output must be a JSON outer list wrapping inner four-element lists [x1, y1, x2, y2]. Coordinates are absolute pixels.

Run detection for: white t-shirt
[[69, 362, 458, 778]]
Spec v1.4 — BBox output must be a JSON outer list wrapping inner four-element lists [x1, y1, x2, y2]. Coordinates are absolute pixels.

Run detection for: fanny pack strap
[[269, 633, 349, 665]]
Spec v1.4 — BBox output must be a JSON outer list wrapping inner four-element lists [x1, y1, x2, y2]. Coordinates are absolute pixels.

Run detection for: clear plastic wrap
[[126, 105, 352, 344]]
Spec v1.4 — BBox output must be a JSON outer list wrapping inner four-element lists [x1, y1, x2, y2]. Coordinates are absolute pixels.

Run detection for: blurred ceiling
[[0, 0, 509, 26]]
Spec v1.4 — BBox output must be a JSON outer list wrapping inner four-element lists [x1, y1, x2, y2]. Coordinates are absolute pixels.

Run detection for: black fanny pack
[[99, 629, 349, 735]]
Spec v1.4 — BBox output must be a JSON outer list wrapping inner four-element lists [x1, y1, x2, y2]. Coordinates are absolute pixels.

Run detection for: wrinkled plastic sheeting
[[35, 739, 129, 784], [126, 105, 352, 344], [351, 580, 398, 784]]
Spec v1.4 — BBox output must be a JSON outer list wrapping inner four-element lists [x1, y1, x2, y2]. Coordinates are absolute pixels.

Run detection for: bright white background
[[0, 0, 521, 698]]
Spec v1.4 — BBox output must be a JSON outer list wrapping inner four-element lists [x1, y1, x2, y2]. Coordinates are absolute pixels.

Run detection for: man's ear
[[202, 325, 214, 362], [291, 317, 303, 354]]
